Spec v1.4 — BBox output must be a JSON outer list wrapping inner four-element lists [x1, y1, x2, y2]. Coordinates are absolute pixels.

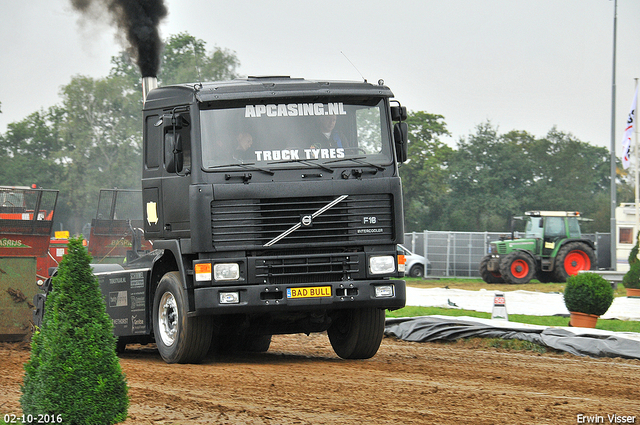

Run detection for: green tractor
[[479, 211, 596, 284]]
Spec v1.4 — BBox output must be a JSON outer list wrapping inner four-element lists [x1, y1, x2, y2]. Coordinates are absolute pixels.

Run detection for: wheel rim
[[564, 250, 590, 276], [158, 292, 178, 347], [510, 259, 529, 279]]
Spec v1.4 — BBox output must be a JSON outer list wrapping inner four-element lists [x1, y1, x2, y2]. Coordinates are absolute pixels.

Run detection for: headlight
[[374, 284, 395, 298], [369, 255, 395, 274], [219, 291, 240, 304], [214, 263, 240, 281]]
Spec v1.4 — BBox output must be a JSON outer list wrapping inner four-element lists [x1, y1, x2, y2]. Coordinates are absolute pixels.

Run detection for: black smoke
[[70, 0, 168, 77]]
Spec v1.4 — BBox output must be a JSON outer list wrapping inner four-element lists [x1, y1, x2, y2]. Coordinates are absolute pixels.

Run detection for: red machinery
[[88, 189, 152, 264], [0, 186, 58, 341]]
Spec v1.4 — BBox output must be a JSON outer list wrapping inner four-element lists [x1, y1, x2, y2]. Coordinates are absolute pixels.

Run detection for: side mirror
[[390, 106, 407, 122], [164, 132, 183, 174], [393, 122, 408, 163]]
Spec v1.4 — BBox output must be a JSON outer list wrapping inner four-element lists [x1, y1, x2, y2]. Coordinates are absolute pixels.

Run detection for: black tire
[[240, 334, 272, 352], [153, 272, 213, 364], [499, 251, 536, 284], [214, 333, 272, 353], [536, 270, 557, 283], [116, 338, 127, 354], [327, 308, 385, 359], [553, 242, 596, 283], [479, 254, 504, 284], [409, 264, 424, 278]]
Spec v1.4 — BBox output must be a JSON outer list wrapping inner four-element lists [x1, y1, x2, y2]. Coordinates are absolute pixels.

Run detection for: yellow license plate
[[286, 286, 332, 299]]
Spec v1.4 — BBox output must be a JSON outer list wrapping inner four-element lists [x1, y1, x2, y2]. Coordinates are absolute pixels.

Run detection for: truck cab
[[133, 77, 407, 362]]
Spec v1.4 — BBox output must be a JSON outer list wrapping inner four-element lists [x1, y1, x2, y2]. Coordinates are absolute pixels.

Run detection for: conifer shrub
[[623, 261, 640, 290], [21, 237, 128, 424], [563, 272, 614, 316], [623, 231, 640, 289]]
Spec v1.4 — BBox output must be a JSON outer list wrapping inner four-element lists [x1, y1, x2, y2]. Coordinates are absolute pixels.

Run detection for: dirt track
[[2, 334, 639, 424]]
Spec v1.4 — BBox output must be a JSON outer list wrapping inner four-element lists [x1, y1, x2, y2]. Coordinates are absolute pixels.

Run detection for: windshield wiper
[[208, 162, 275, 176], [268, 158, 334, 173], [325, 157, 386, 171]]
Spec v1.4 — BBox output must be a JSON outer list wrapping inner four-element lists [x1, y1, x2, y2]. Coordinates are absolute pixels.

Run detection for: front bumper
[[192, 279, 406, 315], [486, 255, 501, 272]]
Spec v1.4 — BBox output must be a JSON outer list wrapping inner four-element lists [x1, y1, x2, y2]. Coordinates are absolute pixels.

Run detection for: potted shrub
[[563, 272, 614, 328], [622, 231, 640, 297]]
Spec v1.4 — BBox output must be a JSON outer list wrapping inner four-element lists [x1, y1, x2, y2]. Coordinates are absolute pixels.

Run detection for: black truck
[[37, 76, 408, 364]]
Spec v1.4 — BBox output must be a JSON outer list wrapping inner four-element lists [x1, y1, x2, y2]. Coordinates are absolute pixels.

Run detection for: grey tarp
[[384, 316, 640, 360]]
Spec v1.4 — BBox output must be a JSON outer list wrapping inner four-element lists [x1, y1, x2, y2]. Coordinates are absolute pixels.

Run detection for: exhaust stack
[[142, 76, 158, 104]]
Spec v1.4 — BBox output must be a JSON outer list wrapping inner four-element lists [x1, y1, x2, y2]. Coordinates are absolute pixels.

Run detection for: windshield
[[200, 98, 392, 169]]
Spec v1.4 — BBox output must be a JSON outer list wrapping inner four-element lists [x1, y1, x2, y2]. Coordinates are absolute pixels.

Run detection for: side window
[[525, 217, 544, 239], [620, 227, 634, 244], [567, 217, 582, 238], [145, 114, 161, 169], [544, 217, 565, 239]]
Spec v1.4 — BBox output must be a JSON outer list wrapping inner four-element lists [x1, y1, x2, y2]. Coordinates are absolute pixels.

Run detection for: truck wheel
[[499, 251, 536, 284], [480, 254, 504, 283], [240, 334, 272, 352], [553, 242, 596, 282], [116, 338, 127, 354], [214, 333, 272, 353], [409, 264, 424, 277], [153, 272, 213, 364], [328, 308, 385, 359]]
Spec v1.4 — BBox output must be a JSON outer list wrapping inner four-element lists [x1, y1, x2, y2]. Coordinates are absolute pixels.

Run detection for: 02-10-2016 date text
[[3, 414, 62, 424]]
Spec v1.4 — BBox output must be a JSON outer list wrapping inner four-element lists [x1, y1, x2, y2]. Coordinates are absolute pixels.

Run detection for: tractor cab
[[522, 211, 584, 256], [481, 211, 595, 284]]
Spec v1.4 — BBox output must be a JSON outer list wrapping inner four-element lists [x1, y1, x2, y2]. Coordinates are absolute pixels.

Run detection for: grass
[[401, 276, 628, 298], [389, 278, 640, 333], [387, 305, 640, 333]]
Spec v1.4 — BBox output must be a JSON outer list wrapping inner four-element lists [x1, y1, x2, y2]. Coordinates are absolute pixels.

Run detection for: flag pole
[[610, 0, 618, 271], [636, 78, 640, 241]]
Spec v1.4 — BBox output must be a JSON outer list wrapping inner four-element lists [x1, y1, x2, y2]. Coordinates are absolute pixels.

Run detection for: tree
[[400, 111, 453, 231], [442, 123, 612, 232], [0, 108, 64, 189], [21, 237, 128, 424], [55, 74, 142, 233], [159, 32, 240, 85], [444, 123, 538, 230], [528, 128, 611, 230]]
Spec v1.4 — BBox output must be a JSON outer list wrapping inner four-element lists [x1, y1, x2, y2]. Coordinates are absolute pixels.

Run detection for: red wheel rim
[[564, 250, 590, 276], [510, 259, 529, 279]]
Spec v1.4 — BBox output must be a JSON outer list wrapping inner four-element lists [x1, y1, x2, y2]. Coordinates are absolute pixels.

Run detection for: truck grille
[[252, 252, 362, 284], [211, 194, 394, 249]]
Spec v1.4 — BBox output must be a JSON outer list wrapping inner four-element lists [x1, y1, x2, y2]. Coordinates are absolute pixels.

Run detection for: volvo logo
[[301, 214, 313, 227], [263, 195, 348, 247]]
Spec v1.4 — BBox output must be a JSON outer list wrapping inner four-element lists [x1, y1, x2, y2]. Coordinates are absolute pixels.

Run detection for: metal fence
[[403, 231, 611, 278]]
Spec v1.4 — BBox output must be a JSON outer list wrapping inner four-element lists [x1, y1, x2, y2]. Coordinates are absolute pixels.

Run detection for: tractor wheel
[[328, 308, 385, 359], [553, 242, 596, 283], [153, 272, 213, 364], [480, 254, 504, 283], [499, 251, 536, 284]]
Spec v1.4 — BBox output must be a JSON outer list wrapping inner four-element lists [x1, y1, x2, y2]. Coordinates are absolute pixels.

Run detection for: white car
[[398, 245, 429, 277]]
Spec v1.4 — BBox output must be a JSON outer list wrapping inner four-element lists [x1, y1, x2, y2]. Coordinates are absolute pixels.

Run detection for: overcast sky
[[1, 0, 639, 152]]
